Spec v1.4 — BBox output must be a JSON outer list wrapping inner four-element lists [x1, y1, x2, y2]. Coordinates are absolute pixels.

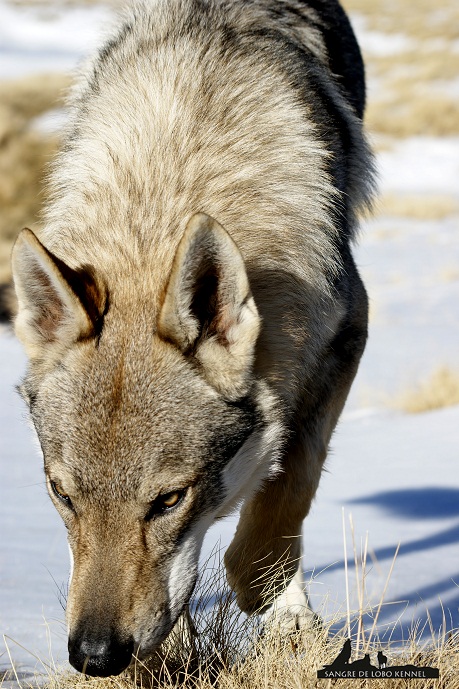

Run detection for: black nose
[[68, 632, 134, 676]]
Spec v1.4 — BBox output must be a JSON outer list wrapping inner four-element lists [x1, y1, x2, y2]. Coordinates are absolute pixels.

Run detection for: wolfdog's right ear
[[158, 213, 260, 400], [11, 228, 106, 360]]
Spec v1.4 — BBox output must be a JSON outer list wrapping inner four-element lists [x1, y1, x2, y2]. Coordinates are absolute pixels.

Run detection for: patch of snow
[[0, 1, 113, 78], [343, 135, 459, 409], [32, 108, 68, 135], [377, 138, 459, 197], [362, 32, 415, 58], [0, 332, 70, 680], [306, 406, 459, 642], [349, 13, 415, 57]]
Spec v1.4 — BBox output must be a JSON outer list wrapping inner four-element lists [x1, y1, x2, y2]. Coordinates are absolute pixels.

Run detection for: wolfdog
[[11, 0, 374, 677]]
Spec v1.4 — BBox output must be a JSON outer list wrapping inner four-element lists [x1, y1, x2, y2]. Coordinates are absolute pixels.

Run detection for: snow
[[307, 407, 459, 641], [0, 331, 70, 680], [378, 138, 459, 197], [350, 14, 415, 57], [346, 208, 459, 407], [0, 1, 112, 78], [1, 0, 459, 681]]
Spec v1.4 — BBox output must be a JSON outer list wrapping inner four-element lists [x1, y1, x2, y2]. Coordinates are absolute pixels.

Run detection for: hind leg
[[225, 276, 368, 618]]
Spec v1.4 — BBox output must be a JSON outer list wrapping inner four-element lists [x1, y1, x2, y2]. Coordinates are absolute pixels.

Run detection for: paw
[[261, 567, 321, 635], [225, 535, 301, 614]]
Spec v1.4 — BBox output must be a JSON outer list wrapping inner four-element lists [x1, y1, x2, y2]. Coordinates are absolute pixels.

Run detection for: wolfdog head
[[12, 213, 282, 676]]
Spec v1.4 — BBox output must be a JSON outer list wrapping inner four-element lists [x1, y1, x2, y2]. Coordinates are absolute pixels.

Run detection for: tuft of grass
[[36, 634, 459, 689], [394, 367, 459, 414], [3, 527, 458, 689], [0, 74, 71, 122]]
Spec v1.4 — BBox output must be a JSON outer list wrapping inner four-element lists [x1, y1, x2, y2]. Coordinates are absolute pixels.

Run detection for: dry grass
[[365, 52, 459, 138], [341, 0, 459, 43], [340, 0, 459, 139], [377, 194, 459, 221], [4, 603, 457, 689], [30, 633, 458, 689], [439, 266, 459, 284], [366, 88, 459, 138], [0, 73, 70, 286], [2, 531, 458, 689], [394, 367, 459, 414], [370, 51, 459, 83]]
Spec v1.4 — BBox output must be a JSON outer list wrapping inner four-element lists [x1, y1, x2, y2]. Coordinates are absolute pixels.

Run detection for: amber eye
[[145, 489, 186, 521], [162, 491, 181, 508], [50, 480, 72, 507]]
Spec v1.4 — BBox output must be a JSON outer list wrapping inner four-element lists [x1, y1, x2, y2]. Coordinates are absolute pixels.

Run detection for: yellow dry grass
[[394, 367, 459, 414], [0, 73, 70, 285], [1, 516, 456, 689], [0, 73, 70, 119], [340, 0, 459, 139], [2, 526, 458, 689], [3, 565, 457, 689], [370, 51, 459, 83], [341, 0, 459, 43], [366, 88, 459, 138], [365, 50, 459, 138], [28, 635, 456, 689], [440, 266, 459, 283], [377, 194, 459, 221]]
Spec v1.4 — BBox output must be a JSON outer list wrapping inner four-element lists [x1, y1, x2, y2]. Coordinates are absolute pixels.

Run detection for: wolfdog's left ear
[[12, 228, 106, 360], [158, 213, 260, 399]]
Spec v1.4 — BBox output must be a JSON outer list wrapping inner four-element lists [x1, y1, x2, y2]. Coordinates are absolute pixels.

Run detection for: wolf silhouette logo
[[318, 640, 439, 679]]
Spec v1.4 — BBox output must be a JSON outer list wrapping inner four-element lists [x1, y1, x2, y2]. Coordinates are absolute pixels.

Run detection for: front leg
[[225, 275, 368, 618], [262, 565, 319, 634], [224, 419, 328, 615]]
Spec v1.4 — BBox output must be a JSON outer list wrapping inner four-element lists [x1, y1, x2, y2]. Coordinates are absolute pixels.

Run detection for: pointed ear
[[11, 228, 106, 360], [158, 213, 260, 399]]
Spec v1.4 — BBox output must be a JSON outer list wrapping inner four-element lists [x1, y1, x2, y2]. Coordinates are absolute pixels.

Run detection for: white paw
[[262, 567, 319, 633]]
